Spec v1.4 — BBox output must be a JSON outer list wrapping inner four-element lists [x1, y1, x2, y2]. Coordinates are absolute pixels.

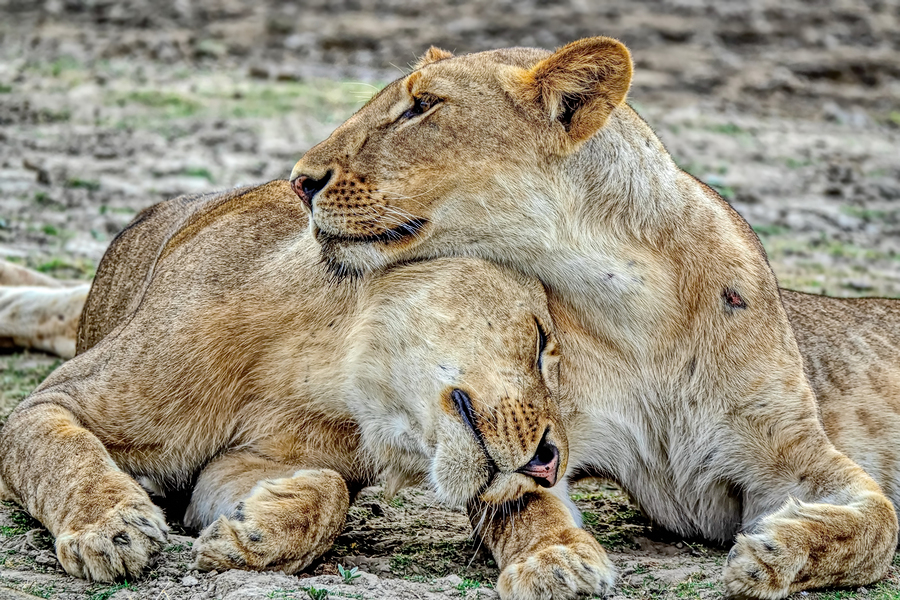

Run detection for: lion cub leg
[[725, 442, 897, 598], [0, 399, 168, 581], [470, 487, 614, 600], [188, 451, 350, 574]]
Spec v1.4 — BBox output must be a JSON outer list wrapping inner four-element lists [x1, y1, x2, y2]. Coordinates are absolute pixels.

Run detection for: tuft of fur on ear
[[520, 37, 633, 147], [414, 46, 455, 69]]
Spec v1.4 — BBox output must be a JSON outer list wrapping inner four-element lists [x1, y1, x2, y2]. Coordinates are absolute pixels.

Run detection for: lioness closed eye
[[290, 37, 900, 599], [0, 182, 574, 583]]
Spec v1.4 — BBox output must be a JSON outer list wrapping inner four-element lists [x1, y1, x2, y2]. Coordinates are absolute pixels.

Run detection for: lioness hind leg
[[0, 399, 168, 581], [188, 451, 350, 574], [470, 487, 615, 600], [724, 444, 897, 599]]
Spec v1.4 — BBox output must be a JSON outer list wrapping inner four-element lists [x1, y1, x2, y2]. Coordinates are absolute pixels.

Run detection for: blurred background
[[1, 1, 899, 598], [1, 0, 899, 293]]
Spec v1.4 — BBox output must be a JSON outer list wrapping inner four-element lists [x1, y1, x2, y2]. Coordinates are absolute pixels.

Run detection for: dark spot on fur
[[553, 567, 567, 582], [232, 502, 245, 522], [763, 541, 778, 554], [248, 531, 262, 542], [687, 356, 697, 378], [57, 314, 65, 321], [722, 287, 747, 311], [747, 567, 761, 581], [228, 553, 247, 567]]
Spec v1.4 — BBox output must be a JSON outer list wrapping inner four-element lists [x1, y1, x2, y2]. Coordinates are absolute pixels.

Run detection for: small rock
[[34, 550, 58, 566], [843, 279, 873, 291], [437, 574, 463, 588], [181, 575, 200, 586]]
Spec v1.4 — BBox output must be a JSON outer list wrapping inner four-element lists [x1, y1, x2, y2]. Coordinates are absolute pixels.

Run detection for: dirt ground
[[1, 0, 900, 598]]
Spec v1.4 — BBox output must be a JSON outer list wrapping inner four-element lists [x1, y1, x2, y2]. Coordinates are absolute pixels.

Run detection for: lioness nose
[[290, 171, 331, 211], [517, 431, 560, 488]]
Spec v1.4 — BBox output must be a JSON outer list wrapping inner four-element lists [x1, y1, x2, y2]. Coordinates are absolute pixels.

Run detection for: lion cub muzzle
[[515, 428, 560, 488], [450, 387, 566, 503]]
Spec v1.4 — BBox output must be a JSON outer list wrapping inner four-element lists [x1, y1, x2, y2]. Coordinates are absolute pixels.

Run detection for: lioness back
[[784, 289, 900, 501], [77, 182, 293, 353]]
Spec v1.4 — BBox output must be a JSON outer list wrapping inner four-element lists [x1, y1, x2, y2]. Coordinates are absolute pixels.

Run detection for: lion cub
[[0, 181, 571, 582]]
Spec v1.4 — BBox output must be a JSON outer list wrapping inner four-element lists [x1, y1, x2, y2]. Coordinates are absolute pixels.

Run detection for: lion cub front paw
[[55, 499, 168, 581], [497, 529, 615, 600], [194, 469, 349, 574], [723, 532, 803, 599]]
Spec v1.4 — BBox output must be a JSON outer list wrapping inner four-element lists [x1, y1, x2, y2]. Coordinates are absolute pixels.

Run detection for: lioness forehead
[[365, 46, 551, 107]]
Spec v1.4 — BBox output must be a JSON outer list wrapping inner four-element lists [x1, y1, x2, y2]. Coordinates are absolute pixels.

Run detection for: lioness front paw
[[55, 499, 168, 581], [723, 532, 803, 600], [194, 469, 349, 574], [497, 529, 614, 600]]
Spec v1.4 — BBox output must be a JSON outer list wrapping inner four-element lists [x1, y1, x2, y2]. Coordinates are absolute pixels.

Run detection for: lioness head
[[347, 258, 566, 506], [290, 37, 633, 278]]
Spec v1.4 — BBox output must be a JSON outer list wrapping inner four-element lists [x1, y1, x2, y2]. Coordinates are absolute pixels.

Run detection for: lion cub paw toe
[[498, 532, 614, 600], [55, 500, 168, 582], [194, 471, 348, 574], [194, 507, 286, 573], [723, 533, 802, 599]]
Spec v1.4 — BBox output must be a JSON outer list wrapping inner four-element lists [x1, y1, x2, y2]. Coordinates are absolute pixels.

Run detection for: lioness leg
[[188, 451, 350, 574], [0, 398, 168, 580], [724, 437, 897, 598], [470, 487, 614, 600]]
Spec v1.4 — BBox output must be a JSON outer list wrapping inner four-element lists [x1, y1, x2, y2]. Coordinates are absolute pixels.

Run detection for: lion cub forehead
[[373, 259, 549, 319]]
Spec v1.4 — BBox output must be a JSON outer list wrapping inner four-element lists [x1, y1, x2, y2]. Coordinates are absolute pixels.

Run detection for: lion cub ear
[[414, 46, 454, 69], [519, 37, 632, 148]]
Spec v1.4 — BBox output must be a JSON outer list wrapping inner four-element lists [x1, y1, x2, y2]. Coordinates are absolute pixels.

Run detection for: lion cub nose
[[290, 171, 331, 211], [517, 432, 560, 488]]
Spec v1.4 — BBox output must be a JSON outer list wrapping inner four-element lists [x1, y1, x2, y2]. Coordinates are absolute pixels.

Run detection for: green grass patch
[[0, 501, 42, 536], [117, 90, 202, 115], [752, 224, 790, 238], [840, 206, 893, 221], [388, 539, 491, 581], [181, 166, 216, 182], [0, 356, 62, 423], [88, 582, 134, 600], [707, 122, 746, 136], [34, 256, 95, 279], [66, 177, 101, 191]]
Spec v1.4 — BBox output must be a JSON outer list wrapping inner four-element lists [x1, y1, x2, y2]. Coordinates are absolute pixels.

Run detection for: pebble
[[181, 575, 200, 586]]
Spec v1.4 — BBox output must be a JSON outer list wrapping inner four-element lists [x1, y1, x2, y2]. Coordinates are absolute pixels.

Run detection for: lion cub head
[[347, 258, 566, 507], [290, 37, 633, 278]]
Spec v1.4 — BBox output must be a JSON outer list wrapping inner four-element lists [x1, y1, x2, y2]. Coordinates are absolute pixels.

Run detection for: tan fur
[[0, 181, 568, 582], [289, 38, 900, 599]]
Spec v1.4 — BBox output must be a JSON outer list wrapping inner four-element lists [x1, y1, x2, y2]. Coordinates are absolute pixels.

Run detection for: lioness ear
[[520, 37, 632, 147], [414, 46, 454, 69]]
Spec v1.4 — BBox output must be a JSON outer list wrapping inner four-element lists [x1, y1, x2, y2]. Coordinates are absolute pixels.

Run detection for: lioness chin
[[0, 183, 584, 586], [289, 38, 900, 598]]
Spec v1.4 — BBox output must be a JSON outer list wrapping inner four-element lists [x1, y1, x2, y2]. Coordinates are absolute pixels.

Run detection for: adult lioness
[[0, 182, 577, 583], [289, 39, 900, 598]]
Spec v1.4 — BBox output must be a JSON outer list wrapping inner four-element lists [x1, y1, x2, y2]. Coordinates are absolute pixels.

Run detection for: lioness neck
[[526, 106, 776, 357]]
